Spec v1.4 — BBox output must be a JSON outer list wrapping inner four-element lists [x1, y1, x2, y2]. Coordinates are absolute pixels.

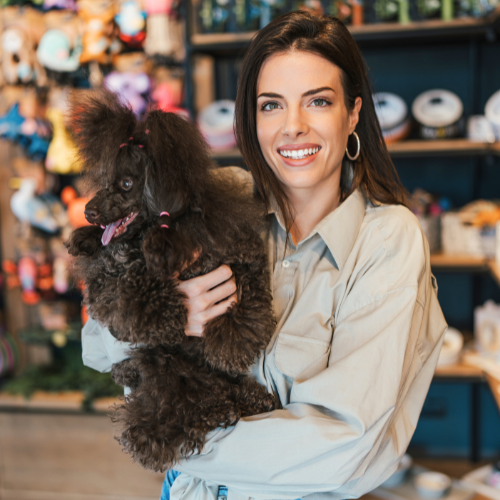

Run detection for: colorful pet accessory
[[159, 211, 170, 228]]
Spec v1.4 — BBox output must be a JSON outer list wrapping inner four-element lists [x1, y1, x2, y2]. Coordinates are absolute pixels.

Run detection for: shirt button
[[282, 260, 290, 268]]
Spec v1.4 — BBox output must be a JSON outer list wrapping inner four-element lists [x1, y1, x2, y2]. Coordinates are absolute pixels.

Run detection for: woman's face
[[256, 50, 362, 201]]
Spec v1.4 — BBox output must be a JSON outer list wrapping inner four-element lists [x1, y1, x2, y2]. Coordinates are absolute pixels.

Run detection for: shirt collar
[[268, 189, 366, 271]]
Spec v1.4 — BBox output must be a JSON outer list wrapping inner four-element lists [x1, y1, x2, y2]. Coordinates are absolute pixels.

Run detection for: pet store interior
[[0, 0, 500, 498]]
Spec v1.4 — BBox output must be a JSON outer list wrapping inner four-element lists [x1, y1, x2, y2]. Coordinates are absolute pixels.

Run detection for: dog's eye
[[120, 178, 133, 191]]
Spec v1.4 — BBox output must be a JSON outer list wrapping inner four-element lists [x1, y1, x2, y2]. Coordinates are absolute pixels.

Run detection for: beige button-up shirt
[[82, 168, 447, 500]]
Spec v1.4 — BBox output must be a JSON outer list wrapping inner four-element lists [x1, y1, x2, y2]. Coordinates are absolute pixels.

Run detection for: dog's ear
[[143, 223, 196, 276], [142, 110, 212, 218], [65, 226, 103, 257], [66, 89, 138, 182]]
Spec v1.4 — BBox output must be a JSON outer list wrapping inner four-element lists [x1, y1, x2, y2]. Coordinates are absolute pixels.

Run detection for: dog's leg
[[233, 376, 277, 417], [112, 273, 187, 346], [111, 358, 141, 390], [65, 225, 103, 257], [203, 237, 275, 375]]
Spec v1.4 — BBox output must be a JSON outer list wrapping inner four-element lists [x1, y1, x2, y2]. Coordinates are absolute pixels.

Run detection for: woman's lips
[[277, 144, 321, 167]]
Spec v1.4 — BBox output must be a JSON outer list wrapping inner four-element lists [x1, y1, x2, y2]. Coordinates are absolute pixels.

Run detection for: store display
[[412, 89, 464, 140], [475, 301, 500, 362], [115, 0, 146, 48], [441, 201, 500, 258], [437, 327, 463, 367], [45, 107, 83, 174], [77, 0, 119, 64], [197, 99, 236, 150], [467, 115, 496, 143], [414, 471, 452, 498], [0, 7, 47, 86], [485, 89, 500, 141], [373, 92, 411, 143]]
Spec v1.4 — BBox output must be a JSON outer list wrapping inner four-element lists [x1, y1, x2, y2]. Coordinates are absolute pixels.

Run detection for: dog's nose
[[84, 207, 100, 222]]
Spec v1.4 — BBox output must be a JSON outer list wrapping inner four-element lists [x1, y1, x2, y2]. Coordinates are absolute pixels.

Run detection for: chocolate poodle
[[65, 90, 277, 472]]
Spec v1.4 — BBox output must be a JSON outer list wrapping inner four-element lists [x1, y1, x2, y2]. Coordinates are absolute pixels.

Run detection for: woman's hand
[[176, 265, 237, 337]]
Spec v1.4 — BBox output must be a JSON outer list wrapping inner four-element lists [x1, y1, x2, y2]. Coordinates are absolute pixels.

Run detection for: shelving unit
[[189, 10, 500, 52], [210, 139, 500, 164]]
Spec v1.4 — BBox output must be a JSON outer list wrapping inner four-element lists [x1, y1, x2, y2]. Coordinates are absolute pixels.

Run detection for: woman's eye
[[120, 178, 133, 191], [261, 101, 281, 111], [311, 98, 331, 107]]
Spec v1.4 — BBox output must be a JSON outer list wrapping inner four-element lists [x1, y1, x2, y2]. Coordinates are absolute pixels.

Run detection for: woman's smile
[[277, 143, 322, 166]]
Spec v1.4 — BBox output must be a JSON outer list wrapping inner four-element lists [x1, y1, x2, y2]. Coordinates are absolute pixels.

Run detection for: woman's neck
[[288, 181, 342, 246]]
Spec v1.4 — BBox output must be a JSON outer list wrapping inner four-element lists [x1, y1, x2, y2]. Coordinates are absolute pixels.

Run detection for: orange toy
[[61, 186, 91, 228], [77, 0, 118, 65]]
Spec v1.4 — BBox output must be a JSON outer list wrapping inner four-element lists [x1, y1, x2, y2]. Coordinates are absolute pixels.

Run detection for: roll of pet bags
[[373, 92, 411, 143], [412, 89, 464, 139]]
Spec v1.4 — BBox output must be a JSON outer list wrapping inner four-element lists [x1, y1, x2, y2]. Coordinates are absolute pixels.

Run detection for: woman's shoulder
[[354, 201, 428, 289]]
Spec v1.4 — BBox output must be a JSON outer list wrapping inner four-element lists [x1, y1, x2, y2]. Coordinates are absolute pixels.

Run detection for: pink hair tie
[[119, 143, 127, 148], [159, 211, 170, 229]]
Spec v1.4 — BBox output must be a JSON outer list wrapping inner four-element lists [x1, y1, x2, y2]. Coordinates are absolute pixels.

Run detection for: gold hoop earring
[[345, 131, 360, 161]]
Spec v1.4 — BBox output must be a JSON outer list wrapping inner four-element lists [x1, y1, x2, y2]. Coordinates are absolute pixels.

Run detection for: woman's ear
[[349, 96, 362, 134]]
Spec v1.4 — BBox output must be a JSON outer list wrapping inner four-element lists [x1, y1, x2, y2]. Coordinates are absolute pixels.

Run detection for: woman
[[82, 11, 447, 500]]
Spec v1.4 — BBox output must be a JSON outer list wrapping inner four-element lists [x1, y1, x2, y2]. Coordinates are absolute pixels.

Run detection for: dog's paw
[[203, 311, 264, 375], [65, 226, 103, 257], [111, 359, 140, 390]]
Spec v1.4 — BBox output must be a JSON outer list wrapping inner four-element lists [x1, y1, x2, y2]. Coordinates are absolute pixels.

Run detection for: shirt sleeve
[[81, 317, 132, 373], [174, 265, 447, 500]]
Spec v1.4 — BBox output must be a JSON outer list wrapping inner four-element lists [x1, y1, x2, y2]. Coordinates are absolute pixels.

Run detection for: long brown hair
[[234, 11, 406, 235]]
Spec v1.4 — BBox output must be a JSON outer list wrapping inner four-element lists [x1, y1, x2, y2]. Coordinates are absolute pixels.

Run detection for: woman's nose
[[281, 107, 308, 138]]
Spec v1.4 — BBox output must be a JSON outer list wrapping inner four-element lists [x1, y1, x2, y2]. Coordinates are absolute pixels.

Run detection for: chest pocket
[[275, 332, 331, 380]]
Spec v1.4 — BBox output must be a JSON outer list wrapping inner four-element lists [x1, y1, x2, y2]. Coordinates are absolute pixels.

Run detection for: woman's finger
[[181, 264, 233, 298], [202, 292, 238, 324], [204, 277, 237, 308]]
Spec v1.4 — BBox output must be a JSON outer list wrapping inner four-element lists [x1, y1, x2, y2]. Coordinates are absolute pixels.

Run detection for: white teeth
[[279, 147, 320, 159]]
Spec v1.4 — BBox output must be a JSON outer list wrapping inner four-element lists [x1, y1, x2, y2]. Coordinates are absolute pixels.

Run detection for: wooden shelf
[[191, 11, 500, 52], [430, 253, 488, 270], [434, 361, 484, 379], [387, 139, 494, 158], [210, 140, 500, 163]]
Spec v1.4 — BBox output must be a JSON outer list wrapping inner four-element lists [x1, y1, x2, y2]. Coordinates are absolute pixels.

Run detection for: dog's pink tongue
[[101, 219, 123, 246]]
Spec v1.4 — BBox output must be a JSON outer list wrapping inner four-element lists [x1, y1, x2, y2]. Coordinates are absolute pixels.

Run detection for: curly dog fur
[[66, 90, 277, 472]]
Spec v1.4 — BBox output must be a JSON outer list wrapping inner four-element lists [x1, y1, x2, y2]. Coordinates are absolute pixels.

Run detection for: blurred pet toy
[[115, 0, 146, 48], [0, 7, 47, 86], [104, 71, 150, 116], [66, 89, 276, 472], [46, 107, 83, 174], [77, 0, 118, 65]]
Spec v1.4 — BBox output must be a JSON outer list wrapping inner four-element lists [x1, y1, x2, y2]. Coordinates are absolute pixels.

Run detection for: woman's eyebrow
[[302, 87, 335, 97], [257, 87, 335, 99]]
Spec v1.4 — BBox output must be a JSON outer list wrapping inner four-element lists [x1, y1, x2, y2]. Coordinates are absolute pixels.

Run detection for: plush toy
[[45, 107, 83, 174], [152, 82, 188, 117], [2, 257, 52, 305], [37, 12, 83, 74], [77, 0, 118, 65], [0, 102, 51, 160], [104, 71, 150, 116], [10, 177, 61, 234], [115, 0, 146, 48], [144, 0, 183, 57], [43, 0, 77, 10], [0, 7, 47, 86], [61, 185, 90, 228]]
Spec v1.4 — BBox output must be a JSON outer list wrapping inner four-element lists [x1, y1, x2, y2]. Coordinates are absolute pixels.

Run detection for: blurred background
[[0, 0, 500, 499]]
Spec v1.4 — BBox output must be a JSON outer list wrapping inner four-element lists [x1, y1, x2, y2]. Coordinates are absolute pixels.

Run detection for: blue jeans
[[160, 471, 227, 500]]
